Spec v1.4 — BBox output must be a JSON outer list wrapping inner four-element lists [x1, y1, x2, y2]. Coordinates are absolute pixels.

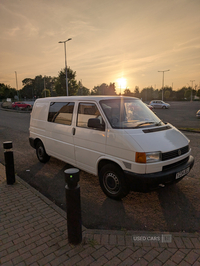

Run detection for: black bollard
[[3, 141, 15, 185], [65, 168, 82, 245]]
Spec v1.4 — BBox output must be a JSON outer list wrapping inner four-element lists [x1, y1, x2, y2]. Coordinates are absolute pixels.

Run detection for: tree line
[[1, 67, 199, 101]]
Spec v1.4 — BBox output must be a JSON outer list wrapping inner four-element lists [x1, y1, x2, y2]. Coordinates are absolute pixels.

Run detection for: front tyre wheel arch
[[99, 163, 129, 200]]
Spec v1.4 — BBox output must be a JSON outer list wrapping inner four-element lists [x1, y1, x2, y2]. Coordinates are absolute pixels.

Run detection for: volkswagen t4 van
[[29, 96, 194, 199]]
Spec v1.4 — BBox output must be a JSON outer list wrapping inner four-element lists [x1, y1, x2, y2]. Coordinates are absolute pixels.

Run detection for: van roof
[[35, 95, 139, 103]]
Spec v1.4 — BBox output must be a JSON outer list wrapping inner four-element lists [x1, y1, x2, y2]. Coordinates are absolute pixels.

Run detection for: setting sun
[[117, 77, 127, 89]]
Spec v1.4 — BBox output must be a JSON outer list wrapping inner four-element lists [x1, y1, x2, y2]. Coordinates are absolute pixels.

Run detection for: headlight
[[146, 152, 161, 163], [135, 152, 161, 163]]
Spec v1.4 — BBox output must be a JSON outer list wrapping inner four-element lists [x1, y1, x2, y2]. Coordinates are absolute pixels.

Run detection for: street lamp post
[[158, 69, 170, 101], [190, 80, 195, 101], [15, 71, 19, 100], [59, 38, 72, 96]]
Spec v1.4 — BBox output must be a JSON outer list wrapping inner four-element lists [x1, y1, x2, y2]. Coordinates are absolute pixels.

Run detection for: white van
[[29, 96, 194, 199]]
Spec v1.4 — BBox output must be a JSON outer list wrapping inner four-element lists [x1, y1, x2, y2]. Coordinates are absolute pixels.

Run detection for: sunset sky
[[0, 0, 200, 94]]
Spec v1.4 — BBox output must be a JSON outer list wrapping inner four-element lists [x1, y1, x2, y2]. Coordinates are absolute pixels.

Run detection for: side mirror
[[88, 118, 105, 130]]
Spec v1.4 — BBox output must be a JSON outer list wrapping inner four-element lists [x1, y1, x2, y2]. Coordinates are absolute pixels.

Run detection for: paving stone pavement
[[0, 163, 200, 266]]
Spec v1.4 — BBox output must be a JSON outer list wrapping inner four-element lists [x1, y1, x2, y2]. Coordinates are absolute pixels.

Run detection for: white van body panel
[[126, 126, 189, 153], [105, 129, 146, 174], [45, 122, 76, 166], [29, 101, 48, 142], [74, 126, 106, 174]]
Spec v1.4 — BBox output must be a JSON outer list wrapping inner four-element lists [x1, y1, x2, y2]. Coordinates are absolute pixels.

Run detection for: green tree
[[140, 87, 154, 101], [133, 86, 140, 98], [91, 84, 106, 95], [0, 83, 17, 99], [21, 78, 34, 99], [21, 76, 55, 99], [106, 83, 116, 95], [54, 67, 78, 96], [152, 89, 160, 99], [123, 88, 133, 96], [77, 81, 90, 95], [34, 75, 44, 97], [163, 86, 172, 100], [91, 83, 116, 95], [175, 87, 187, 100], [184, 88, 191, 100], [41, 89, 51, 97], [164, 90, 170, 100]]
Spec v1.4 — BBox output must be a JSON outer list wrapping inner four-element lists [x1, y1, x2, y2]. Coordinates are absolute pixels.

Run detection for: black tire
[[36, 141, 50, 163], [99, 164, 129, 200], [162, 106, 166, 109]]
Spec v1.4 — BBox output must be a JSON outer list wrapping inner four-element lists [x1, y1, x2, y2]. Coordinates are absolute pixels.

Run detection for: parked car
[[12, 102, 32, 110], [1, 101, 12, 109], [149, 100, 170, 109], [145, 103, 154, 110], [196, 110, 200, 118]]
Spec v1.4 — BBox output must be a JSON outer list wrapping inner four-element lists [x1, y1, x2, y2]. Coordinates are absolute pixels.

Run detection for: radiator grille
[[162, 145, 189, 161]]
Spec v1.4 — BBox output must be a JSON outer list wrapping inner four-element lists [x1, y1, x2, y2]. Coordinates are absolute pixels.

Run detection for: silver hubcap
[[38, 146, 44, 159], [103, 172, 120, 194]]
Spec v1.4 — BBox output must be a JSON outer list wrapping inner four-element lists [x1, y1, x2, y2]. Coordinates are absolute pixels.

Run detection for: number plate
[[176, 167, 190, 179]]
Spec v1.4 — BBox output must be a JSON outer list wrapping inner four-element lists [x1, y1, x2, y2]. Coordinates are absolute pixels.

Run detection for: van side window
[[48, 102, 74, 125], [77, 103, 104, 129]]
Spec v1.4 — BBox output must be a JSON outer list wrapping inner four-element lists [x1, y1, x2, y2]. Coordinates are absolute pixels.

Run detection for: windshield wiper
[[134, 121, 158, 128]]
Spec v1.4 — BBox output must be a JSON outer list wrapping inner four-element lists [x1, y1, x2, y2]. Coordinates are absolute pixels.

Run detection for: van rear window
[[48, 102, 74, 125]]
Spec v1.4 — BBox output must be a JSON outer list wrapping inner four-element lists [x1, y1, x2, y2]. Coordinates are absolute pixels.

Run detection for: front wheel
[[36, 141, 50, 163], [99, 164, 129, 200]]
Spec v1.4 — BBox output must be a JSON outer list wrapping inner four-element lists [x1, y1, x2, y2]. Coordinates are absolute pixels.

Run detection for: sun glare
[[117, 77, 127, 89]]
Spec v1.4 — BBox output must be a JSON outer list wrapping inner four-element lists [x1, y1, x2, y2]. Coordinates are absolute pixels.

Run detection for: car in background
[[1, 101, 12, 109], [196, 110, 200, 118], [149, 100, 170, 109], [12, 102, 32, 110]]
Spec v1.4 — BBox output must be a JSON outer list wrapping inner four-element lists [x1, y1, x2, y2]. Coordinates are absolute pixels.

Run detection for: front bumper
[[124, 155, 194, 192]]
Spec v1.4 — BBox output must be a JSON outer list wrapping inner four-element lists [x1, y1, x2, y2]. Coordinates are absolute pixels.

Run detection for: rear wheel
[[36, 141, 50, 163], [99, 164, 129, 200]]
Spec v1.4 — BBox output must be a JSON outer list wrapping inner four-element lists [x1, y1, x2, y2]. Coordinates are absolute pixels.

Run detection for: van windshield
[[100, 98, 164, 129]]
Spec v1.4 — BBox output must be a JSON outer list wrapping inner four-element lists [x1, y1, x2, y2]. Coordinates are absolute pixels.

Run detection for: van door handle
[[72, 128, 76, 135]]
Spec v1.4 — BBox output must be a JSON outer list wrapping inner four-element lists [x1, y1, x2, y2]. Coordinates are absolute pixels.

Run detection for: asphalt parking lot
[[150, 101, 200, 130]]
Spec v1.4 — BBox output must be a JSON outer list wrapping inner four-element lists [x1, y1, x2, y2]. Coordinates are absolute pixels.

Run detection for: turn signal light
[[135, 152, 146, 163]]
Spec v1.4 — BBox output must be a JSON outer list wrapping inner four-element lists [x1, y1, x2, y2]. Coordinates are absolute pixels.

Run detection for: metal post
[[3, 141, 15, 185], [190, 80, 195, 101], [158, 69, 170, 101], [15, 71, 19, 100], [58, 38, 72, 96], [64, 168, 82, 245]]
